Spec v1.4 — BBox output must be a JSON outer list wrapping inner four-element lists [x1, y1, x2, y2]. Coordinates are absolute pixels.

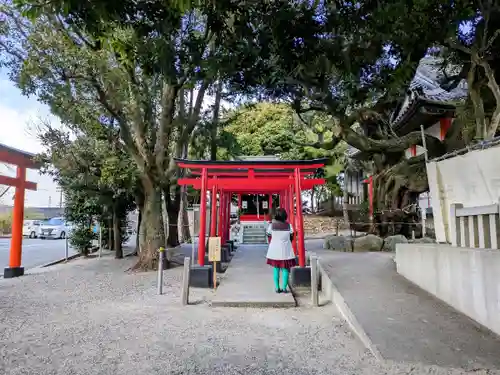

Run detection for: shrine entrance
[[174, 157, 326, 288], [0, 143, 39, 278]]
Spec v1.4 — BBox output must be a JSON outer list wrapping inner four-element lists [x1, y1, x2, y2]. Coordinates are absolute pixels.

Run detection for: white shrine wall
[[426, 143, 500, 243]]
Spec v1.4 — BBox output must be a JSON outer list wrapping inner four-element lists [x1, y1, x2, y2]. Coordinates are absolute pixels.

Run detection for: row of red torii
[[175, 158, 327, 268]]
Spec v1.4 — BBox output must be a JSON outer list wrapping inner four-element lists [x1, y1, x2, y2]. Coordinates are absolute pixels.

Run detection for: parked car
[[39, 217, 71, 239], [23, 220, 43, 238]]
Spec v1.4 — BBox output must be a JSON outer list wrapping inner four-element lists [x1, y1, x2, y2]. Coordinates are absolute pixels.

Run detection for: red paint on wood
[[0, 175, 37, 190], [210, 185, 218, 237], [198, 168, 208, 266], [176, 162, 326, 170], [9, 166, 26, 268], [440, 117, 452, 140], [410, 145, 417, 157], [178, 178, 324, 191]]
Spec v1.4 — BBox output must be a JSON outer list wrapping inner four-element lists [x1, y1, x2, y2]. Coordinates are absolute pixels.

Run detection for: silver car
[[39, 217, 71, 239]]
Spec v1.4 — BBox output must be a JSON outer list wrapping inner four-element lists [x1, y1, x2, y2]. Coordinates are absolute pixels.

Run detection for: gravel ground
[[0, 254, 497, 375]]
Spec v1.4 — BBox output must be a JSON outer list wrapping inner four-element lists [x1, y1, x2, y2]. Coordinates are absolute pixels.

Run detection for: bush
[[69, 225, 96, 255], [0, 213, 12, 234]]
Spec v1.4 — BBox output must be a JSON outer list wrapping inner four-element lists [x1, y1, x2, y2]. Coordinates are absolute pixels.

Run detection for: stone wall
[[396, 243, 500, 336], [303, 215, 347, 236]]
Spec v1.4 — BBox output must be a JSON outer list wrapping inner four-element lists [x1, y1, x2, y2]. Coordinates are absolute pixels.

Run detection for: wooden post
[[218, 191, 224, 240], [294, 168, 306, 268], [210, 185, 218, 237], [310, 255, 319, 306], [288, 184, 297, 256], [157, 247, 165, 295], [181, 257, 191, 305], [449, 203, 462, 247], [213, 260, 217, 290], [198, 168, 208, 266]]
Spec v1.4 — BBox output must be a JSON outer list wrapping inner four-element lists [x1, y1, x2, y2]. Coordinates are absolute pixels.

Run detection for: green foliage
[[35, 124, 136, 246], [0, 213, 12, 234], [222, 102, 345, 196], [69, 224, 96, 255]]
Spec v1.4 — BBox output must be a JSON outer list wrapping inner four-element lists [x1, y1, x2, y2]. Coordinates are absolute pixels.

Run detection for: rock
[[323, 235, 354, 251], [353, 234, 383, 252], [410, 237, 436, 244], [382, 235, 408, 252]]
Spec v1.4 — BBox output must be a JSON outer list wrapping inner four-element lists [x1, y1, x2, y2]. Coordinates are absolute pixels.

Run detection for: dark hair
[[274, 208, 288, 222]]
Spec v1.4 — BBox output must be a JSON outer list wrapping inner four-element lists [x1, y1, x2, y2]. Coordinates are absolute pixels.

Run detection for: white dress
[[265, 222, 295, 261]]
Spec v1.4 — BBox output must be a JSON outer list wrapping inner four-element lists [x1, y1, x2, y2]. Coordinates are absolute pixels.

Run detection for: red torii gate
[[0, 143, 39, 278], [174, 158, 327, 270]]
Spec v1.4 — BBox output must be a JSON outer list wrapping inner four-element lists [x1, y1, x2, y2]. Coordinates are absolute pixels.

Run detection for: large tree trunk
[[134, 184, 165, 270], [210, 79, 223, 160], [113, 205, 123, 259], [135, 208, 141, 255], [178, 141, 191, 243], [133, 192, 144, 255], [165, 185, 181, 247], [179, 185, 191, 242], [108, 217, 114, 250]]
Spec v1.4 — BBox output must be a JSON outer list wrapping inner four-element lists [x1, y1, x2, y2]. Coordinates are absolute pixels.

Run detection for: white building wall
[[396, 243, 500, 336], [426, 145, 500, 243]]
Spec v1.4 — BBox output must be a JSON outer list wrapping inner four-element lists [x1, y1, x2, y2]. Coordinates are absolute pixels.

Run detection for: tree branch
[[338, 108, 446, 156], [446, 38, 473, 55]]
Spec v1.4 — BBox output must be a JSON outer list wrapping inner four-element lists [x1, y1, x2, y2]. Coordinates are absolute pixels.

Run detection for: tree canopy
[[2, 0, 500, 253]]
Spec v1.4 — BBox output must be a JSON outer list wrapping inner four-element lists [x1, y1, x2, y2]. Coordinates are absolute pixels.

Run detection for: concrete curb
[[41, 253, 82, 268], [317, 261, 383, 362]]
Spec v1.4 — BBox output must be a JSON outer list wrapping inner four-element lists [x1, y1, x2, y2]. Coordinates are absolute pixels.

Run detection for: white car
[[39, 217, 71, 239], [23, 220, 43, 238]]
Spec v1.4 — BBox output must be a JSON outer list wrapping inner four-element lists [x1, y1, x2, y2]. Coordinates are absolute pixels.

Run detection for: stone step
[[242, 239, 268, 244], [243, 230, 266, 235], [243, 234, 266, 239]]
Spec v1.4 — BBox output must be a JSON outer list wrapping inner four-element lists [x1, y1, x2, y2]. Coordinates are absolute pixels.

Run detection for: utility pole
[[56, 187, 63, 208]]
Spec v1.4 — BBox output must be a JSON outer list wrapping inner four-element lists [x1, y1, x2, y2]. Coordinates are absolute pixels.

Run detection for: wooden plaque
[[208, 236, 222, 262]]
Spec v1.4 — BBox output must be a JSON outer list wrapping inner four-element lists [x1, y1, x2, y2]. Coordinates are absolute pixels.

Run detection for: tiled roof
[[390, 57, 468, 126], [346, 56, 468, 158]]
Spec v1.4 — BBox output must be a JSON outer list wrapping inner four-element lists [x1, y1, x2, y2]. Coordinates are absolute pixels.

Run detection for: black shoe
[[282, 288, 289, 293], [275, 289, 282, 293]]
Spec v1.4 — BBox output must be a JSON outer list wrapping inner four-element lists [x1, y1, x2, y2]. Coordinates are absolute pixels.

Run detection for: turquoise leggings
[[273, 267, 290, 291]]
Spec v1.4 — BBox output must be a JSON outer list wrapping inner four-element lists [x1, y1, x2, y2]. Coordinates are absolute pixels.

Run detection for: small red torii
[[174, 157, 327, 270], [0, 143, 39, 278]]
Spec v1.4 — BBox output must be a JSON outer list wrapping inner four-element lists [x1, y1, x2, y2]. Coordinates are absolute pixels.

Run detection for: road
[[0, 237, 79, 270], [0, 235, 137, 271]]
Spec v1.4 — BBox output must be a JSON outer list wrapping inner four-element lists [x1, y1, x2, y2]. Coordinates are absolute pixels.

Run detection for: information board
[[208, 236, 222, 262]]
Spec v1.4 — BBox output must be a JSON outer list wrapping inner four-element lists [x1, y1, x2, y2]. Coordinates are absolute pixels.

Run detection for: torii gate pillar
[[0, 144, 39, 278]]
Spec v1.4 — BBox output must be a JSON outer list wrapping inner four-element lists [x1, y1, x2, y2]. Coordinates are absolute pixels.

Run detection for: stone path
[[211, 244, 296, 307], [1, 246, 499, 374], [316, 250, 500, 371]]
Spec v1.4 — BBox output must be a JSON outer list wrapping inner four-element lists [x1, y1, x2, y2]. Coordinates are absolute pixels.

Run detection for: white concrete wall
[[426, 145, 500, 243], [396, 243, 500, 336]]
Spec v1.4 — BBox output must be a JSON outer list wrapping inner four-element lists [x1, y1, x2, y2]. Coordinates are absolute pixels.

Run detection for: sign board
[[242, 201, 248, 209], [262, 201, 268, 209], [208, 236, 222, 262]]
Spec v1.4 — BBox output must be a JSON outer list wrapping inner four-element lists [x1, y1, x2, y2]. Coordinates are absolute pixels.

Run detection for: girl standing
[[265, 208, 296, 293]]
